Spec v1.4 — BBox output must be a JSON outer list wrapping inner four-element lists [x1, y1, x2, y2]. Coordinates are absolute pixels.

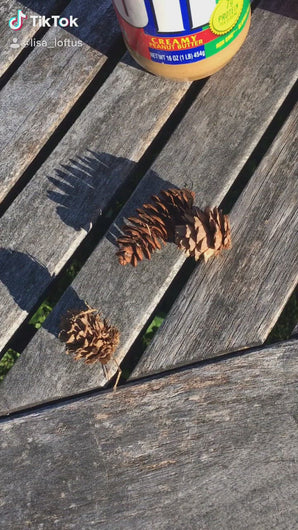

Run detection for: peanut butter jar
[[112, 0, 251, 81]]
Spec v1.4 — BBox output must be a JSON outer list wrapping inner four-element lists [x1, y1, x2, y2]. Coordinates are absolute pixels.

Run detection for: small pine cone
[[59, 306, 120, 365], [116, 188, 195, 266], [175, 206, 231, 262]]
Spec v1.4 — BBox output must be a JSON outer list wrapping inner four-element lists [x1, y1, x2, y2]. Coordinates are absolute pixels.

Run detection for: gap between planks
[[132, 102, 298, 379], [0, 1, 297, 414], [0, 0, 121, 202]]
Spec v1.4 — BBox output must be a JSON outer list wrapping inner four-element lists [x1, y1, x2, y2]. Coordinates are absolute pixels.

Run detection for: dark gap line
[[251, 0, 261, 9], [221, 80, 298, 213], [0, 335, 296, 422], [265, 287, 298, 344], [0, 0, 72, 90], [0, 35, 125, 218], [0, 77, 208, 359], [117, 80, 298, 384]]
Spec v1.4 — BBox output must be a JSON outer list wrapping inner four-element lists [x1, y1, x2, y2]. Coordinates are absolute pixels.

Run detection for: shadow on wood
[[0, 248, 85, 338], [46, 151, 135, 231], [47, 151, 176, 238], [259, 0, 298, 19], [14, 0, 68, 16], [18, 0, 121, 54], [0, 249, 51, 312]]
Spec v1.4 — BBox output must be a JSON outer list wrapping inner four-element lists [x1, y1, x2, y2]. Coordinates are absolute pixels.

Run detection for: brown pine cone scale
[[175, 206, 231, 262], [59, 306, 120, 365], [116, 188, 195, 266]]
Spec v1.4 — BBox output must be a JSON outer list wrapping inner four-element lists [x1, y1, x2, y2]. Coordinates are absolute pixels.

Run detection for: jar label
[[113, 0, 250, 66]]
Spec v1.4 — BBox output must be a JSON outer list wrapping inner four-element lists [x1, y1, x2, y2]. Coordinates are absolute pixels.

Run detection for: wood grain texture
[[133, 104, 298, 379], [0, 340, 297, 529], [0, 0, 120, 202], [0, 0, 64, 76], [0, 64, 188, 353], [0, 2, 297, 413]]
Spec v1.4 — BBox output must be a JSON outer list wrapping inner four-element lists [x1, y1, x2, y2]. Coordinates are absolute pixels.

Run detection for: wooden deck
[[0, 0, 297, 528]]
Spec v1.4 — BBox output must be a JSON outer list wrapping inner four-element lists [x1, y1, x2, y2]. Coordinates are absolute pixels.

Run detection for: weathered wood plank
[[0, 340, 297, 529], [132, 103, 298, 379], [0, 0, 65, 76], [0, 2, 297, 413], [0, 63, 189, 351], [0, 0, 120, 202]]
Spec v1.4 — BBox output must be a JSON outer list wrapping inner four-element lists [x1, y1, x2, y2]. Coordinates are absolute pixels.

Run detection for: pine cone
[[116, 188, 195, 266], [175, 206, 231, 262], [59, 306, 120, 365]]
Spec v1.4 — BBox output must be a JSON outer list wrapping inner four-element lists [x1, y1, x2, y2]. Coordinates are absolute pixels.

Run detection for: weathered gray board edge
[[0, 339, 297, 530], [0, 0, 120, 202], [132, 102, 298, 379], [0, 0, 64, 76], [0, 2, 297, 414]]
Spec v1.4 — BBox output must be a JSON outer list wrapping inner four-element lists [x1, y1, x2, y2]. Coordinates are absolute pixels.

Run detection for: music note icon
[[9, 10, 27, 31]]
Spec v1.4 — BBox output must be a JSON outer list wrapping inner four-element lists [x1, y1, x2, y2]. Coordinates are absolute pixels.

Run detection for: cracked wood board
[[0, 1, 297, 413], [0, 340, 297, 529]]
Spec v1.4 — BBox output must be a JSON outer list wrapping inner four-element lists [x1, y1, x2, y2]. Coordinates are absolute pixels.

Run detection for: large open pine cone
[[116, 188, 194, 266], [59, 306, 120, 365], [175, 206, 231, 262]]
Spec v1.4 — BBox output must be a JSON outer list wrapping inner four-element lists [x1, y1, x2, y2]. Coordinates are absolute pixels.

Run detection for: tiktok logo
[[9, 9, 27, 30]]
